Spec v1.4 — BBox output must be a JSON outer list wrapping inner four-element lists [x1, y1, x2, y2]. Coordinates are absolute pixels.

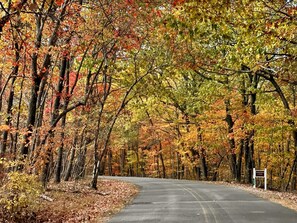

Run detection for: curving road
[[107, 177, 297, 223]]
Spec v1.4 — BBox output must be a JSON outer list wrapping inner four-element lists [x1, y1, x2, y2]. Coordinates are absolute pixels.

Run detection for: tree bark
[[176, 152, 181, 179], [212, 154, 224, 181], [159, 152, 166, 178], [200, 148, 208, 180], [74, 136, 89, 180], [64, 135, 78, 181], [225, 100, 239, 181], [42, 55, 68, 186], [120, 148, 126, 176], [0, 44, 18, 155], [108, 149, 112, 176], [54, 114, 67, 183]]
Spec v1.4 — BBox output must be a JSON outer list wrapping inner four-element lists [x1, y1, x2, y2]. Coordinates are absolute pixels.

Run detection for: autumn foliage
[[0, 0, 297, 219]]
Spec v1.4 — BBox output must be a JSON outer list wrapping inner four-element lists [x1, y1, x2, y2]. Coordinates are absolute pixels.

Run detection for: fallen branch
[[97, 191, 111, 196], [40, 194, 54, 202]]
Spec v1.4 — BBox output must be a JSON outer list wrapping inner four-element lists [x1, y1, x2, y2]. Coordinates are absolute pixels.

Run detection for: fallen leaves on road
[[36, 178, 138, 223]]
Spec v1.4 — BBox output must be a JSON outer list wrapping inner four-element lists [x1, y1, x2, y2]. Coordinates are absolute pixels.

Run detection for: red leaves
[[126, 0, 135, 4], [152, 9, 162, 17], [0, 0, 28, 32], [156, 10, 162, 17], [172, 0, 185, 7], [41, 67, 47, 74], [56, 0, 64, 6]]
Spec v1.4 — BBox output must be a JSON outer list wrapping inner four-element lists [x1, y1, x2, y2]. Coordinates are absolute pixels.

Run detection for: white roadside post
[[253, 168, 256, 188], [253, 168, 267, 190], [264, 168, 267, 191]]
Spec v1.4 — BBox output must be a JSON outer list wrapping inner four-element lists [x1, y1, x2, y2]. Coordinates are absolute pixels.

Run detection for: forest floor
[[210, 181, 297, 212], [35, 178, 138, 223]]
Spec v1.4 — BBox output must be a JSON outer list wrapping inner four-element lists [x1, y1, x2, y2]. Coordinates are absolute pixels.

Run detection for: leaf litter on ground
[[36, 178, 138, 223]]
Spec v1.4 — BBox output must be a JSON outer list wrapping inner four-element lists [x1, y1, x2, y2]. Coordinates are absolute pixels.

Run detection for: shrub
[[0, 159, 43, 222]]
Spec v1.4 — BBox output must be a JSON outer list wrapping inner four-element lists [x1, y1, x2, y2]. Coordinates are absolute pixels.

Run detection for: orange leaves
[[287, 6, 297, 16], [172, 0, 185, 7], [96, 83, 110, 95], [11, 1, 24, 11], [0, 125, 10, 132]]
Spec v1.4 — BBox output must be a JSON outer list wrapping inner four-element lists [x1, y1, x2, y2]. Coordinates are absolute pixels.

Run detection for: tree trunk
[[135, 148, 139, 177], [64, 135, 78, 181], [55, 141, 64, 183], [21, 1, 69, 159], [245, 73, 258, 183], [160, 153, 166, 178], [40, 145, 53, 188], [196, 167, 201, 180], [12, 71, 25, 158], [90, 113, 103, 189], [140, 148, 145, 177], [0, 79, 15, 155], [200, 148, 208, 180], [54, 115, 67, 183], [20, 74, 42, 157], [212, 154, 224, 181], [91, 160, 100, 189], [236, 139, 244, 182], [0, 43, 19, 156], [244, 136, 254, 183], [176, 152, 181, 179], [100, 156, 106, 175], [90, 65, 111, 189], [42, 55, 68, 186], [120, 148, 126, 176], [74, 137, 88, 180], [225, 100, 239, 181], [286, 133, 297, 191], [108, 149, 112, 176], [156, 154, 160, 178], [291, 152, 297, 191]]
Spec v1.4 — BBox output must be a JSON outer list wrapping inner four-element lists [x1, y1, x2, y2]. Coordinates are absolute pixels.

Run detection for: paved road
[[107, 177, 297, 223]]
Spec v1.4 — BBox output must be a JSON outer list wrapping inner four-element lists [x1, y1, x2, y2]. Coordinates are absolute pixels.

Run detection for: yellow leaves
[[0, 171, 42, 217]]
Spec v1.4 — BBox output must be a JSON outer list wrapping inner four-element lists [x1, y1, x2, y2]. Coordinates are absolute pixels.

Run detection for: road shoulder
[[206, 181, 297, 212]]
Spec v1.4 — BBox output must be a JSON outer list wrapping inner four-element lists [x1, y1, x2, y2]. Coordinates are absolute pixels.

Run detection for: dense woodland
[[0, 0, 297, 211]]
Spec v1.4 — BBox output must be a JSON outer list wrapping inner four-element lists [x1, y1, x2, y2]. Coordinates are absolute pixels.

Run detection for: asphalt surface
[[107, 177, 297, 223]]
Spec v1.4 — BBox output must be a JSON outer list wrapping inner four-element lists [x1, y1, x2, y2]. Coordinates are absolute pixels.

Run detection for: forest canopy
[[0, 0, 296, 201]]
